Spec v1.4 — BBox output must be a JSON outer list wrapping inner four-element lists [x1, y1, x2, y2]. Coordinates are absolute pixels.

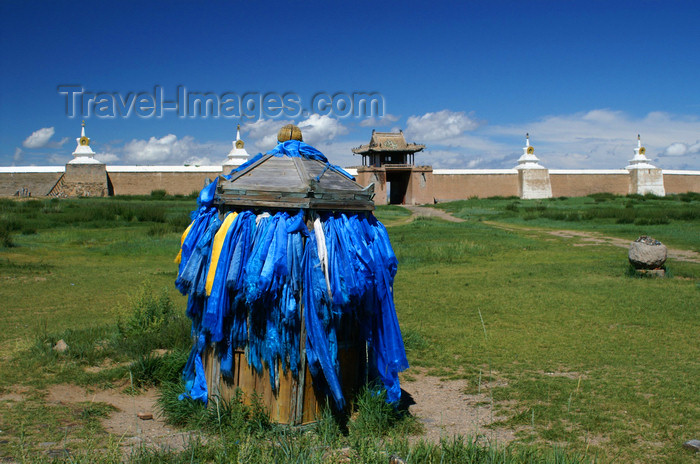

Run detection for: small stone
[[53, 339, 68, 352], [684, 439, 700, 452], [629, 236, 667, 269], [137, 412, 153, 420], [46, 449, 70, 459], [635, 269, 666, 277]]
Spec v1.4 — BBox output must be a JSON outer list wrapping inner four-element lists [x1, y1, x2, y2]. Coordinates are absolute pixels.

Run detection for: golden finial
[[277, 124, 303, 142], [82, 120, 85, 127]]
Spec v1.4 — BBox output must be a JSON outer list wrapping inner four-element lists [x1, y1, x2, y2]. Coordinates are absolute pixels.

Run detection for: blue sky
[[1, 0, 699, 170]]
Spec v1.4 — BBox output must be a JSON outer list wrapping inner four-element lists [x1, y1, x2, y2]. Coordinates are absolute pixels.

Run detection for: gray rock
[[629, 236, 667, 269], [46, 448, 70, 459], [684, 439, 700, 452], [53, 339, 68, 352]]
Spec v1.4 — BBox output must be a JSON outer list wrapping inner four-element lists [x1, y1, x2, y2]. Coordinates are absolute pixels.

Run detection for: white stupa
[[68, 121, 102, 164], [515, 133, 552, 199], [516, 133, 545, 169], [222, 124, 249, 170], [625, 134, 657, 170], [626, 134, 665, 196]]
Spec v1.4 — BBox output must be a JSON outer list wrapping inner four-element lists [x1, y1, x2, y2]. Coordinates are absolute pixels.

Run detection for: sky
[[1, 0, 699, 170]]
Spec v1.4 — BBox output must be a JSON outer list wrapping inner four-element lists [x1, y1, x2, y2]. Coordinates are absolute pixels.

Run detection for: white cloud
[[94, 152, 120, 163], [359, 113, 400, 127], [183, 156, 216, 166], [307, 139, 366, 169], [122, 134, 222, 165], [392, 108, 700, 170], [243, 119, 293, 150], [483, 109, 700, 169], [424, 149, 512, 170], [405, 110, 482, 142], [13, 148, 22, 162], [297, 114, 348, 146], [662, 141, 700, 157], [23, 127, 55, 148], [241, 116, 349, 156], [47, 153, 71, 165], [48, 137, 70, 148]]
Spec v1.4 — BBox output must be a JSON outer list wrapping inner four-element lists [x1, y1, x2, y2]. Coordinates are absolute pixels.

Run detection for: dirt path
[[487, 222, 700, 264], [402, 205, 465, 223], [398, 205, 699, 264]]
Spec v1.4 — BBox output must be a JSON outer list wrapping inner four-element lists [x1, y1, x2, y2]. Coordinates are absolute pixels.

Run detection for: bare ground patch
[[45, 384, 196, 453], [0, 392, 25, 402], [401, 372, 520, 445]]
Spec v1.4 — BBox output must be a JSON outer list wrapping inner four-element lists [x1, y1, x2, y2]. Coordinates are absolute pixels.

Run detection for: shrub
[[168, 214, 192, 231], [678, 192, 700, 202], [147, 223, 170, 237], [129, 350, 188, 387], [157, 383, 271, 435], [402, 328, 429, 352], [135, 206, 167, 223], [505, 202, 519, 212], [0, 223, 14, 247], [487, 195, 519, 200], [150, 189, 167, 199], [157, 380, 208, 427], [588, 192, 617, 202], [348, 384, 419, 442], [635, 217, 670, 225], [117, 285, 177, 338]]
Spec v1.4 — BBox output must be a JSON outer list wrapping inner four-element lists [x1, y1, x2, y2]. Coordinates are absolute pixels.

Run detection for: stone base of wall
[[629, 168, 665, 196], [60, 182, 109, 197], [518, 168, 552, 199], [62, 163, 109, 197]]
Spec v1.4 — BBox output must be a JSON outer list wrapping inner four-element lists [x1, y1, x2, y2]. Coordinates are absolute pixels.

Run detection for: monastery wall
[[2, 166, 699, 200], [431, 170, 519, 201], [106, 167, 222, 196], [0, 168, 63, 197], [549, 170, 630, 197], [663, 171, 700, 194]]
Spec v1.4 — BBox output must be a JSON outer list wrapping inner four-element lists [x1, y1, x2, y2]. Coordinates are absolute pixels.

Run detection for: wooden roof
[[215, 154, 374, 211], [352, 130, 425, 155]]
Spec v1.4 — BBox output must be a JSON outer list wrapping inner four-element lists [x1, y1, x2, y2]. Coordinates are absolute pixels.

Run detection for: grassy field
[[0, 194, 698, 462], [436, 192, 700, 251]]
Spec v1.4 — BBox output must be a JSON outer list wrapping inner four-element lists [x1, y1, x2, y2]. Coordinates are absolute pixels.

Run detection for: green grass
[[0, 197, 698, 462], [437, 192, 700, 251], [372, 204, 413, 226], [392, 199, 699, 462]]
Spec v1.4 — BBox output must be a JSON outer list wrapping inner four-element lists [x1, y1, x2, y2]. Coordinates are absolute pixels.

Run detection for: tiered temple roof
[[352, 130, 425, 155]]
